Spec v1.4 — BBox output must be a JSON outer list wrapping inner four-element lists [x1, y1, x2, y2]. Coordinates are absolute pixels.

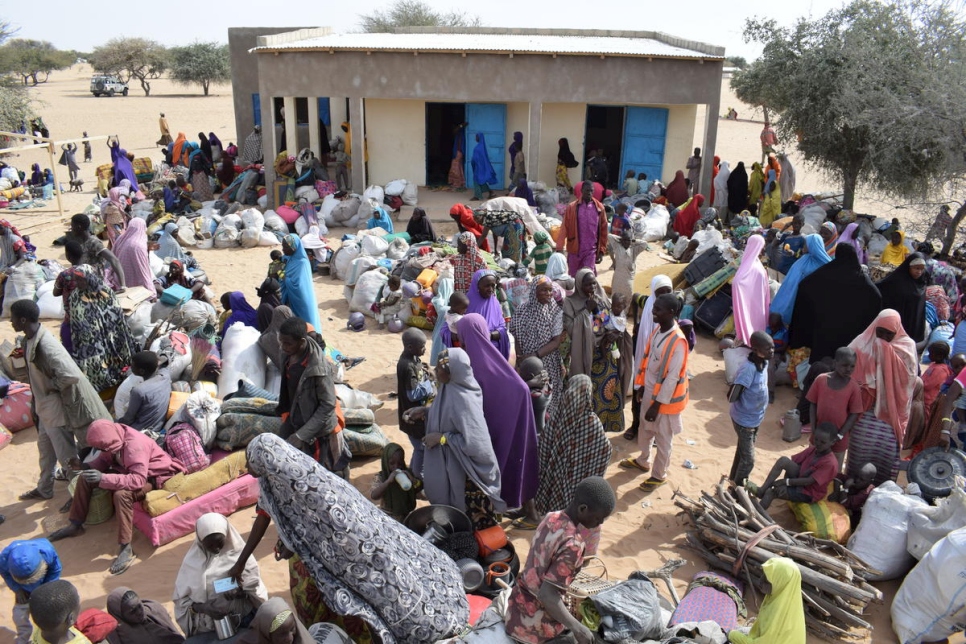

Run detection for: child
[[334, 142, 350, 192], [728, 331, 773, 486], [370, 443, 422, 522], [396, 328, 436, 477], [636, 173, 649, 195], [504, 476, 615, 644], [805, 347, 864, 467], [374, 275, 404, 327], [217, 292, 232, 331], [765, 312, 789, 404], [518, 355, 550, 435], [758, 423, 839, 510], [1, 539, 61, 644], [525, 230, 553, 276], [82, 133, 92, 163], [602, 292, 629, 360], [267, 249, 285, 281], [29, 579, 90, 644], [116, 351, 171, 435], [443, 291, 469, 347], [833, 463, 876, 528], [609, 203, 632, 236], [622, 169, 638, 197], [607, 229, 648, 302], [922, 341, 953, 420]]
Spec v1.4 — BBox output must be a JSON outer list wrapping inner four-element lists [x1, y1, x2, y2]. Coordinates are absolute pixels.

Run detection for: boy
[[621, 170, 638, 197], [765, 312, 789, 404], [758, 423, 839, 510], [504, 476, 616, 644], [28, 579, 89, 644], [728, 331, 773, 486], [1, 539, 62, 644], [609, 203, 632, 237], [832, 463, 876, 528], [518, 356, 550, 435], [267, 249, 285, 281], [607, 229, 648, 302], [445, 292, 469, 347], [805, 347, 864, 467], [396, 328, 436, 478], [116, 351, 171, 435], [525, 230, 554, 276]]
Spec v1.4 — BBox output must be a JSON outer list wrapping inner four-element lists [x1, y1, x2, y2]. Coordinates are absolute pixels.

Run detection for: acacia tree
[[0, 19, 34, 147], [89, 38, 167, 96], [359, 0, 481, 31], [0, 39, 72, 85], [732, 0, 966, 216], [169, 42, 230, 96]]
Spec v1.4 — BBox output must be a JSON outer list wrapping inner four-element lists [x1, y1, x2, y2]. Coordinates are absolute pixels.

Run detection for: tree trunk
[[842, 164, 859, 210], [203, 81, 209, 96], [138, 76, 151, 96], [940, 202, 966, 258]]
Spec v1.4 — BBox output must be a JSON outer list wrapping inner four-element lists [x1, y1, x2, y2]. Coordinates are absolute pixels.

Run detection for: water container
[[782, 409, 802, 442]]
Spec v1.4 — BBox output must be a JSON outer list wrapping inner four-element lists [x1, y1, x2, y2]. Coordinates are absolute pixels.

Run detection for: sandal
[[510, 517, 540, 531], [110, 548, 136, 576], [618, 458, 650, 473], [623, 428, 638, 441], [639, 477, 667, 491]]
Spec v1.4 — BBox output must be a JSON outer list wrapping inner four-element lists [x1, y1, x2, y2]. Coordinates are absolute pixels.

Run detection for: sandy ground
[[0, 65, 949, 644]]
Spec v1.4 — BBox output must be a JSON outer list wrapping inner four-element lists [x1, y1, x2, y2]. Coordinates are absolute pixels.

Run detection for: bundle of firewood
[[674, 479, 883, 641]]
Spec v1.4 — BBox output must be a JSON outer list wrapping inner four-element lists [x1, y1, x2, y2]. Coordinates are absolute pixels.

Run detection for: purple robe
[[111, 143, 139, 190], [456, 313, 539, 508], [568, 201, 602, 277], [467, 269, 511, 359]]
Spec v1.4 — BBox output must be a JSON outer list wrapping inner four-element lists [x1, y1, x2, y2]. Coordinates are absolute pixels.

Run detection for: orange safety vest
[[634, 325, 689, 414]]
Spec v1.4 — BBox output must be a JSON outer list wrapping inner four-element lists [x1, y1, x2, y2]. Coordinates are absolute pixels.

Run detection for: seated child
[[805, 347, 864, 467], [518, 356, 550, 435], [443, 292, 469, 348], [621, 170, 638, 197], [217, 292, 232, 330], [116, 351, 171, 435], [636, 173, 649, 195], [832, 463, 876, 529], [370, 443, 422, 522], [267, 249, 285, 281], [504, 476, 616, 644], [922, 341, 954, 420], [758, 423, 839, 510], [373, 275, 404, 327], [396, 328, 436, 477], [524, 231, 553, 276], [29, 579, 90, 644]]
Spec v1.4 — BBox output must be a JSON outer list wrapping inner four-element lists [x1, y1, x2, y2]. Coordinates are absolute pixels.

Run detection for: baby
[[602, 292, 628, 360], [445, 292, 470, 347], [518, 356, 550, 435], [374, 275, 404, 327]]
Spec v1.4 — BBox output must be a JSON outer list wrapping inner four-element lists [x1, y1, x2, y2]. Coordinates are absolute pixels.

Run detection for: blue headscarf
[[471, 134, 497, 186], [769, 233, 833, 325], [280, 234, 321, 331], [367, 202, 394, 234], [110, 142, 139, 190], [430, 277, 455, 366]]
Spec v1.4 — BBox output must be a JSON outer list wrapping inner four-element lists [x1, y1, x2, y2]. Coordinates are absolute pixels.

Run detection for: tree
[[725, 56, 747, 69], [89, 38, 167, 96], [168, 42, 230, 96], [359, 0, 481, 32], [731, 0, 966, 212], [0, 39, 73, 85], [0, 19, 34, 149]]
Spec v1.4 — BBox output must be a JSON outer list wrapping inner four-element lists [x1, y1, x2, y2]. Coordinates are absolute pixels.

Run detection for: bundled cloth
[[141, 451, 248, 517], [215, 413, 283, 451]]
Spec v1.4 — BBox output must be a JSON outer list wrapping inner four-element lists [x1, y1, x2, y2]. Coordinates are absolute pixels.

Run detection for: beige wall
[[538, 103, 586, 188], [365, 99, 427, 185], [662, 104, 698, 184]]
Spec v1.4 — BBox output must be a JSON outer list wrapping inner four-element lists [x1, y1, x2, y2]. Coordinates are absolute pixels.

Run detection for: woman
[[514, 178, 535, 207], [509, 276, 566, 415], [238, 597, 350, 644], [157, 222, 189, 263], [726, 161, 749, 217], [110, 140, 139, 190], [820, 221, 839, 256], [728, 558, 805, 644], [748, 162, 765, 206], [847, 309, 918, 486], [280, 234, 321, 332], [759, 182, 781, 227], [430, 277, 454, 366], [769, 233, 832, 325], [470, 133, 497, 201], [449, 203, 490, 251], [100, 188, 128, 245], [877, 252, 929, 342], [406, 207, 436, 244], [556, 137, 578, 190], [366, 199, 393, 233], [68, 265, 137, 392], [198, 133, 213, 168], [257, 305, 294, 372], [221, 291, 259, 336], [664, 170, 689, 208], [173, 513, 267, 641], [106, 587, 184, 644], [452, 232, 487, 293], [476, 207, 526, 264], [112, 218, 155, 293], [456, 315, 539, 510], [789, 244, 881, 363], [29, 163, 42, 186], [508, 131, 525, 187], [208, 133, 223, 164], [246, 433, 469, 643], [732, 234, 770, 347], [672, 194, 704, 238], [216, 155, 236, 191], [255, 278, 281, 332], [545, 252, 574, 295], [838, 222, 866, 264], [880, 230, 910, 266], [467, 269, 510, 359], [190, 150, 214, 202], [447, 124, 466, 190], [712, 161, 731, 212]]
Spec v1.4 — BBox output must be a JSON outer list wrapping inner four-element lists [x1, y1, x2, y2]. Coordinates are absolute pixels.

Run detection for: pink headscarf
[[112, 217, 155, 293], [101, 187, 127, 215], [732, 235, 770, 346], [848, 309, 918, 442]]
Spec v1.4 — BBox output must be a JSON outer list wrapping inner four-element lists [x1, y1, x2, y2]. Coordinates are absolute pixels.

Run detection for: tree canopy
[[731, 0, 966, 212], [168, 42, 230, 96], [0, 39, 73, 85], [90, 38, 167, 96], [0, 19, 33, 147], [359, 0, 481, 32]]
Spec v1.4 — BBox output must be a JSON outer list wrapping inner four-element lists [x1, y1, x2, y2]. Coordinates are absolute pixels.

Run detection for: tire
[[92, 92, 100, 97], [107, 89, 115, 97], [95, 80, 105, 92], [122, 88, 129, 96]]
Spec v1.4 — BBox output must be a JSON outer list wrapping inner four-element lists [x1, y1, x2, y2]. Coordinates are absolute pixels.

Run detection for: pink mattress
[[133, 474, 260, 546]]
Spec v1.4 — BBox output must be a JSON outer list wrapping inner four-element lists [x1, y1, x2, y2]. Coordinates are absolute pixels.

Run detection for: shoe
[[19, 488, 52, 501], [623, 428, 638, 441], [639, 477, 667, 491], [510, 517, 540, 530], [618, 457, 650, 473], [54, 467, 69, 482]]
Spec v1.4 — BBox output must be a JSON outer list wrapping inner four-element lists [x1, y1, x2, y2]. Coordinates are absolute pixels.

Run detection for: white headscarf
[[634, 274, 673, 371]]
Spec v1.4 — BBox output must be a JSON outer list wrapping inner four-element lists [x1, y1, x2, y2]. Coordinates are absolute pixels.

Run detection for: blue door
[[620, 107, 668, 187], [252, 93, 261, 127], [317, 98, 331, 126], [465, 103, 506, 191]]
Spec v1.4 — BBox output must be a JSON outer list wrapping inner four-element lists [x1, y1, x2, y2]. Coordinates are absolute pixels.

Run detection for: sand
[[0, 65, 946, 644]]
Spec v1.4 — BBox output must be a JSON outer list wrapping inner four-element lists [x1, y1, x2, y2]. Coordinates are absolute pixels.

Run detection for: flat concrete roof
[[251, 27, 724, 60]]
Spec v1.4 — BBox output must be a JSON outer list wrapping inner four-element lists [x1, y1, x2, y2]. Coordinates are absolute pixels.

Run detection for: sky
[[1, 0, 855, 60]]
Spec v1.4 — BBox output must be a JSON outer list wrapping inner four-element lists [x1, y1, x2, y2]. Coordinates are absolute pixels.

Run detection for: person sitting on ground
[[154, 260, 213, 306], [29, 579, 90, 644], [396, 328, 436, 477], [255, 277, 281, 332], [1, 538, 62, 644], [406, 207, 436, 244], [504, 476, 616, 644], [805, 347, 864, 468], [366, 199, 394, 234], [758, 423, 839, 510], [622, 169, 638, 196], [768, 213, 806, 276], [105, 586, 184, 644], [832, 463, 877, 529], [370, 443, 422, 522], [49, 420, 185, 575], [727, 557, 805, 644], [116, 351, 171, 435], [374, 274, 405, 327], [880, 230, 910, 267], [238, 597, 347, 644]]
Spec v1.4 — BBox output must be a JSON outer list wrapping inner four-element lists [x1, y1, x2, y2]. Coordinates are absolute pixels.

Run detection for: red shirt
[[791, 445, 839, 503], [806, 374, 865, 453]]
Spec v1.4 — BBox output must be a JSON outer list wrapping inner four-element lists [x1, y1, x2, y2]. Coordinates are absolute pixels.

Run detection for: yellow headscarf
[[880, 230, 910, 266], [728, 557, 805, 644]]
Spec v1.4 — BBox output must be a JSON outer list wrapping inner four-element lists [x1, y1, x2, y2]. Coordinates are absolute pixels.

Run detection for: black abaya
[[877, 252, 929, 342]]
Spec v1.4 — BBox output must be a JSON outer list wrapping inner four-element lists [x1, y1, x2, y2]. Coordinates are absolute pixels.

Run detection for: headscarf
[[508, 131, 523, 160], [902, 377, 926, 451], [672, 194, 704, 238], [564, 268, 609, 378], [821, 221, 839, 256], [406, 208, 436, 244], [467, 269, 509, 359], [366, 201, 394, 233], [29, 163, 42, 185], [222, 291, 258, 336], [779, 154, 797, 202], [880, 230, 911, 266], [217, 155, 236, 187], [788, 244, 881, 362], [455, 315, 539, 508], [257, 305, 294, 371], [877, 252, 929, 340], [111, 143, 138, 189], [748, 162, 765, 205], [732, 235, 770, 346], [377, 443, 420, 521], [634, 274, 673, 368], [664, 170, 689, 208], [509, 276, 565, 412], [449, 203, 489, 249], [157, 222, 188, 263], [470, 133, 497, 186], [557, 138, 577, 167], [728, 558, 805, 644], [532, 374, 611, 514], [208, 132, 222, 152], [173, 513, 267, 635], [246, 433, 469, 643], [106, 587, 184, 644], [514, 178, 535, 206], [238, 597, 318, 644], [430, 277, 454, 365], [0, 219, 25, 268], [101, 187, 127, 215], [171, 133, 189, 167], [452, 231, 487, 293], [280, 234, 321, 331], [838, 222, 866, 264], [112, 218, 154, 293], [255, 278, 282, 332], [769, 234, 832, 325], [241, 126, 263, 165], [848, 309, 918, 442], [68, 266, 136, 391], [727, 161, 749, 214], [712, 161, 731, 209]]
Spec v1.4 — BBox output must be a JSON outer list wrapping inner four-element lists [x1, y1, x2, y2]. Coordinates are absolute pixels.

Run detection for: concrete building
[[228, 26, 725, 205]]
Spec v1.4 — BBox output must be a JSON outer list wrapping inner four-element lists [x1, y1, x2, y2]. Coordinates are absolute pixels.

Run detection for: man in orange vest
[[619, 293, 689, 491]]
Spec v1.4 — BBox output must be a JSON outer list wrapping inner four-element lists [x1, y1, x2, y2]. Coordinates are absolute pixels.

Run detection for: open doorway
[[584, 105, 625, 189], [426, 103, 467, 187]]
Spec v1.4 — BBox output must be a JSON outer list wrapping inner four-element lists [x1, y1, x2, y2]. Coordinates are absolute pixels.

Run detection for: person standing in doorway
[[508, 131, 525, 189], [556, 181, 608, 277], [157, 113, 172, 147], [686, 147, 702, 196], [471, 133, 497, 201], [760, 119, 777, 163]]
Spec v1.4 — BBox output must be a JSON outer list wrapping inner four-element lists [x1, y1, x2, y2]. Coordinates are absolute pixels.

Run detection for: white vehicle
[[90, 75, 129, 97]]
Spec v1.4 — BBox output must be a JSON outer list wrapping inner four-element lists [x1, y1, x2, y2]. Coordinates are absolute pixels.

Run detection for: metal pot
[[214, 614, 240, 640]]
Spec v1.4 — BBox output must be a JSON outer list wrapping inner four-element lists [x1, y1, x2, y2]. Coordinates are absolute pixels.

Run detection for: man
[[64, 214, 126, 289], [157, 112, 173, 147], [116, 351, 171, 434], [555, 181, 608, 278], [277, 317, 351, 477], [11, 300, 110, 504], [686, 147, 702, 196], [49, 420, 184, 575], [760, 119, 777, 163], [0, 538, 62, 644]]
